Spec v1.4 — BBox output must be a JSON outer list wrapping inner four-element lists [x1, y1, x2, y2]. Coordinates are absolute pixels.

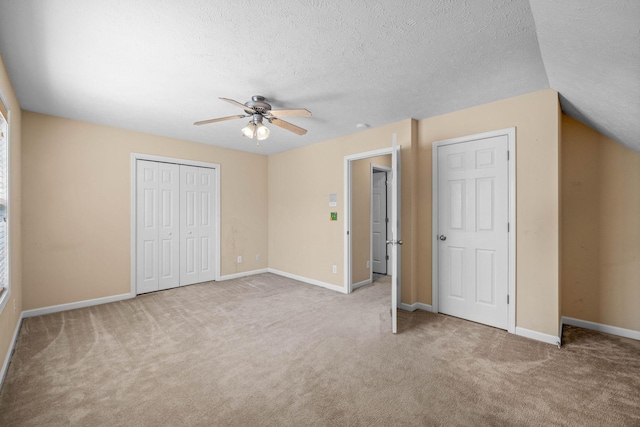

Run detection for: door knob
[[439, 235, 446, 241], [397, 240, 403, 245], [386, 240, 393, 245], [168, 232, 172, 236]]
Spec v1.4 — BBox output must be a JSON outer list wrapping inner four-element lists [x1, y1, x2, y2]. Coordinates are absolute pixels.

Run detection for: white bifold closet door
[[136, 161, 216, 294], [137, 160, 180, 293], [180, 165, 216, 286]]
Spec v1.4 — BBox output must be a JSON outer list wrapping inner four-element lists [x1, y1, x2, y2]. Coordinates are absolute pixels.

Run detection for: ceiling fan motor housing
[[245, 95, 272, 115], [251, 114, 264, 124]]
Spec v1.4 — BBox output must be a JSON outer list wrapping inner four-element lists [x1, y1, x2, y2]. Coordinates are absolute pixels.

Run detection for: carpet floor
[[1, 273, 638, 426]]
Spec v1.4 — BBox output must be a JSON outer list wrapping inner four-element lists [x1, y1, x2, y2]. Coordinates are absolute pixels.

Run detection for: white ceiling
[[0, 0, 637, 155], [530, 0, 640, 153]]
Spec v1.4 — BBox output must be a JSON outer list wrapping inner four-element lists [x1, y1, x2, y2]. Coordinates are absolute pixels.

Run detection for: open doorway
[[344, 138, 402, 333], [348, 155, 391, 290]]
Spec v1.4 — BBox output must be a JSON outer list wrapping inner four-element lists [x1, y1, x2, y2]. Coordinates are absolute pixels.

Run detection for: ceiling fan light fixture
[[241, 121, 256, 138], [195, 96, 311, 143], [256, 123, 270, 140]]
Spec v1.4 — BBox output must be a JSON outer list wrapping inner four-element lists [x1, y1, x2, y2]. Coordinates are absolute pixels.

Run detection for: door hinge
[[386, 255, 389, 260], [508, 222, 510, 232], [385, 217, 389, 223], [507, 295, 510, 304], [507, 151, 510, 161]]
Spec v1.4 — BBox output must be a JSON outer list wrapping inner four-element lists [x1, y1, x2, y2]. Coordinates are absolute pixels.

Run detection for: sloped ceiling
[[530, 0, 640, 153], [0, 1, 637, 154]]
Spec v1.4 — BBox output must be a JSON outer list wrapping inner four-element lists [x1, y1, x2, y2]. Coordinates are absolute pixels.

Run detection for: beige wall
[[561, 115, 640, 331], [22, 112, 268, 310], [557, 100, 563, 334], [269, 89, 563, 337], [268, 119, 416, 301], [1, 73, 634, 376], [0, 54, 22, 375], [11, 86, 579, 358], [417, 89, 562, 336], [19, 89, 565, 340], [351, 155, 391, 284]]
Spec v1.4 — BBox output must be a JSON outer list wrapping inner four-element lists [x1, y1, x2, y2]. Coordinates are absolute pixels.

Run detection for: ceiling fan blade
[[194, 115, 246, 125], [270, 118, 308, 135], [219, 97, 255, 113], [268, 108, 312, 118]]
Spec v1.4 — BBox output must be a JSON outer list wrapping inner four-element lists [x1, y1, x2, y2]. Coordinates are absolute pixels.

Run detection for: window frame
[[0, 96, 10, 315]]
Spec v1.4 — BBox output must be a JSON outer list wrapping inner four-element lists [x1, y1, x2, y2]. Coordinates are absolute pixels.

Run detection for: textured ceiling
[[530, 0, 640, 153], [0, 1, 637, 154]]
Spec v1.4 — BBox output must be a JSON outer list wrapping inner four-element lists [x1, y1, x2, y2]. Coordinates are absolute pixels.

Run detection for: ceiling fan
[[194, 95, 312, 142]]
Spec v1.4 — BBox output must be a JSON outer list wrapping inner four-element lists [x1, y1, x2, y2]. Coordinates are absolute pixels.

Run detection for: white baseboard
[[1, 312, 24, 390], [22, 293, 133, 319], [267, 269, 348, 294], [218, 268, 269, 281], [561, 316, 640, 341], [515, 326, 561, 346], [398, 302, 434, 313], [352, 279, 372, 291]]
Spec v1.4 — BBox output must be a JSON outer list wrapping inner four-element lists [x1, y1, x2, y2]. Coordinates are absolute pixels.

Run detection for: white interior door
[[180, 165, 216, 286], [158, 163, 180, 290], [371, 170, 387, 274], [386, 177, 392, 274], [390, 136, 401, 334], [437, 135, 509, 329], [136, 161, 180, 294], [197, 167, 216, 283], [136, 160, 160, 294]]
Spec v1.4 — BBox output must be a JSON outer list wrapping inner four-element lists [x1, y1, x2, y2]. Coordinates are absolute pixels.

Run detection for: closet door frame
[[130, 153, 221, 296]]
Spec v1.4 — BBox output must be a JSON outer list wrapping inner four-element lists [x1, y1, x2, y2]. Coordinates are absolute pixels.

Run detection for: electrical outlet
[[332, 265, 337, 274], [237, 256, 242, 263], [366, 260, 370, 269], [256, 254, 261, 261]]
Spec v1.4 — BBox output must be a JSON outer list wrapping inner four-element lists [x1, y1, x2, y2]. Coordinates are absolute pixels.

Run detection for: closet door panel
[[137, 161, 217, 293], [136, 160, 159, 294], [198, 168, 216, 282], [158, 163, 180, 290], [180, 165, 200, 286]]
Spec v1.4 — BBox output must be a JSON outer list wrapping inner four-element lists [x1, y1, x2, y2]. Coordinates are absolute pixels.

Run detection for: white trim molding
[[515, 327, 561, 346], [352, 279, 372, 291], [218, 269, 269, 281], [268, 268, 348, 294], [0, 105, 11, 316], [561, 316, 640, 341], [22, 293, 133, 319], [0, 311, 23, 390], [398, 302, 434, 313], [431, 127, 517, 334]]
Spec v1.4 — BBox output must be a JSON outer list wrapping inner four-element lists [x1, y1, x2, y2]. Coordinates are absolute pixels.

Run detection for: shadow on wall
[[561, 115, 640, 331]]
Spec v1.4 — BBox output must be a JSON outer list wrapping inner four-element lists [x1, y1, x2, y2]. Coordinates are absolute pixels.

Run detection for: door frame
[[431, 127, 516, 333], [130, 153, 221, 297], [343, 147, 395, 294], [370, 164, 391, 278]]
